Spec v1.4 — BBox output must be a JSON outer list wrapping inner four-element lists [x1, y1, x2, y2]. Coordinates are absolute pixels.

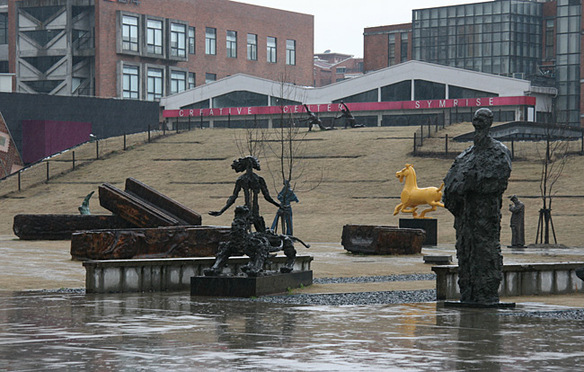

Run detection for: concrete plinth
[[443, 301, 516, 309], [191, 271, 313, 297], [399, 218, 437, 246]]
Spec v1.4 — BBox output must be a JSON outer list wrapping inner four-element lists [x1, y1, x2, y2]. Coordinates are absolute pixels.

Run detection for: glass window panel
[[247, 33, 257, 60], [205, 27, 216, 55]]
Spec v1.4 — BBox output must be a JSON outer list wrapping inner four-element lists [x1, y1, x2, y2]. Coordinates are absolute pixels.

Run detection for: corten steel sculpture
[[209, 156, 280, 232], [204, 205, 310, 277], [508, 195, 525, 247], [443, 108, 512, 305], [271, 180, 299, 235], [393, 164, 445, 219]]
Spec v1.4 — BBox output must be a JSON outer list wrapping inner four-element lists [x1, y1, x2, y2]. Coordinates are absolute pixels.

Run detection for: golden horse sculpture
[[393, 164, 444, 219]]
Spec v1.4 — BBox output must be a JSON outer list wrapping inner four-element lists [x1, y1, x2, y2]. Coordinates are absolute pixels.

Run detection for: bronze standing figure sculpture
[[443, 108, 512, 305], [508, 195, 525, 247], [209, 156, 280, 232]]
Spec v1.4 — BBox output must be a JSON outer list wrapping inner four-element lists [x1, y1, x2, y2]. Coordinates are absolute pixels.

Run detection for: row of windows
[[120, 12, 296, 65], [0, 13, 7, 45], [120, 13, 189, 60], [122, 63, 218, 101]]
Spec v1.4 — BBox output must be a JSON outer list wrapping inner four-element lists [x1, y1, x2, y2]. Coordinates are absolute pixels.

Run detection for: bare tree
[[535, 123, 570, 245]]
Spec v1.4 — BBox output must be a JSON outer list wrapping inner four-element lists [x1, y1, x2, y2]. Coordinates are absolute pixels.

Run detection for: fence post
[[420, 126, 424, 147], [228, 114, 231, 128], [445, 134, 448, 155], [123, 133, 127, 150], [176, 118, 179, 133], [188, 117, 191, 131], [72, 151, 76, 170], [511, 139, 515, 160], [413, 132, 417, 155], [96, 140, 99, 160], [148, 125, 151, 142], [46, 161, 50, 182], [200, 112, 203, 129], [18, 171, 21, 191]]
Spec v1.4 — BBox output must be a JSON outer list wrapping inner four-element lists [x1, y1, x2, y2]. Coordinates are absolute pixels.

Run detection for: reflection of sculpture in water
[[508, 195, 525, 247], [393, 164, 444, 219], [301, 104, 331, 131], [443, 108, 512, 305], [209, 156, 280, 232], [334, 102, 365, 129], [271, 180, 299, 235], [204, 205, 310, 277]]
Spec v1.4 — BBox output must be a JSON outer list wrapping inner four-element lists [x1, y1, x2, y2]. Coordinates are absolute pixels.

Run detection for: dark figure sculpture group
[[207, 156, 309, 277]]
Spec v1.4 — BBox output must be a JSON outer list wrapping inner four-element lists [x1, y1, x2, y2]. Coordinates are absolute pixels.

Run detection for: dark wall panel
[[0, 92, 159, 159]]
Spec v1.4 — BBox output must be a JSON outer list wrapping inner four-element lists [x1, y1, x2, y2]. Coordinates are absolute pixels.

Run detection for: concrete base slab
[[191, 271, 313, 297], [443, 301, 516, 309]]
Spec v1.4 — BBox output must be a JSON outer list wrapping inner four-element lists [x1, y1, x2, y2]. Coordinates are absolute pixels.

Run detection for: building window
[[544, 19, 554, 59], [122, 15, 139, 52], [400, 33, 408, 62], [122, 65, 139, 99], [170, 70, 186, 94], [247, 34, 257, 60], [146, 19, 163, 55], [226, 30, 237, 58], [205, 27, 216, 55], [170, 23, 187, 58], [189, 27, 195, 54], [205, 73, 216, 83], [0, 14, 7, 45], [188, 72, 196, 89], [286, 39, 296, 65], [388, 34, 396, 66], [147, 67, 163, 101], [336, 67, 346, 74], [267, 36, 277, 63]]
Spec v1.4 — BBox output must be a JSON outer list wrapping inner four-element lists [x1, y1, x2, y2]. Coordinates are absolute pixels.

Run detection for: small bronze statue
[[443, 108, 512, 305], [302, 104, 331, 131], [334, 102, 364, 129], [508, 195, 525, 247], [78, 191, 94, 215], [209, 156, 280, 232], [271, 180, 298, 235], [204, 205, 310, 277]]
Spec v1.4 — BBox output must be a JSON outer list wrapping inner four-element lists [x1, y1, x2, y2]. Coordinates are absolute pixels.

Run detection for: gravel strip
[[501, 309, 584, 320], [314, 274, 436, 284], [231, 289, 437, 305]]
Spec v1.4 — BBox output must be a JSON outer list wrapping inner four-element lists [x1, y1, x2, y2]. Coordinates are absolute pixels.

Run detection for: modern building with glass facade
[[364, 0, 584, 128]]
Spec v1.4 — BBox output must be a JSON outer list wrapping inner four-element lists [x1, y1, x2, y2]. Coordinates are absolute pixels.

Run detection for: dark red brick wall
[[95, 0, 314, 97], [364, 23, 412, 73]]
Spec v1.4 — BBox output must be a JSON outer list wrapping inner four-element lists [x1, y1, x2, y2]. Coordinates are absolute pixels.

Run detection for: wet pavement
[[2, 236, 584, 370], [1, 291, 584, 371]]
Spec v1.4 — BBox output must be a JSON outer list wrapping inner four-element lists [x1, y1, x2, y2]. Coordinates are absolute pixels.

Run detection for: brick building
[[4, 0, 314, 99], [313, 51, 363, 87], [363, 0, 584, 128]]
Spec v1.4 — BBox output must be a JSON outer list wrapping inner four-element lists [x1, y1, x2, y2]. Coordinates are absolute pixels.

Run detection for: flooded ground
[[1, 291, 583, 371]]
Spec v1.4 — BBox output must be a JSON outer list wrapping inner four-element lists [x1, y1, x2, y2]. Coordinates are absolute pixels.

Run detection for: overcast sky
[[236, 0, 483, 57]]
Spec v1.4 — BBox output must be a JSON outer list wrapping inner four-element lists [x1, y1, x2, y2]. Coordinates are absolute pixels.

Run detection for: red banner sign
[[163, 96, 536, 118]]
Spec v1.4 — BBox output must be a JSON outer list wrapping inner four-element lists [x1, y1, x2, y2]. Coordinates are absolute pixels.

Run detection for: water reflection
[[1, 291, 583, 371]]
